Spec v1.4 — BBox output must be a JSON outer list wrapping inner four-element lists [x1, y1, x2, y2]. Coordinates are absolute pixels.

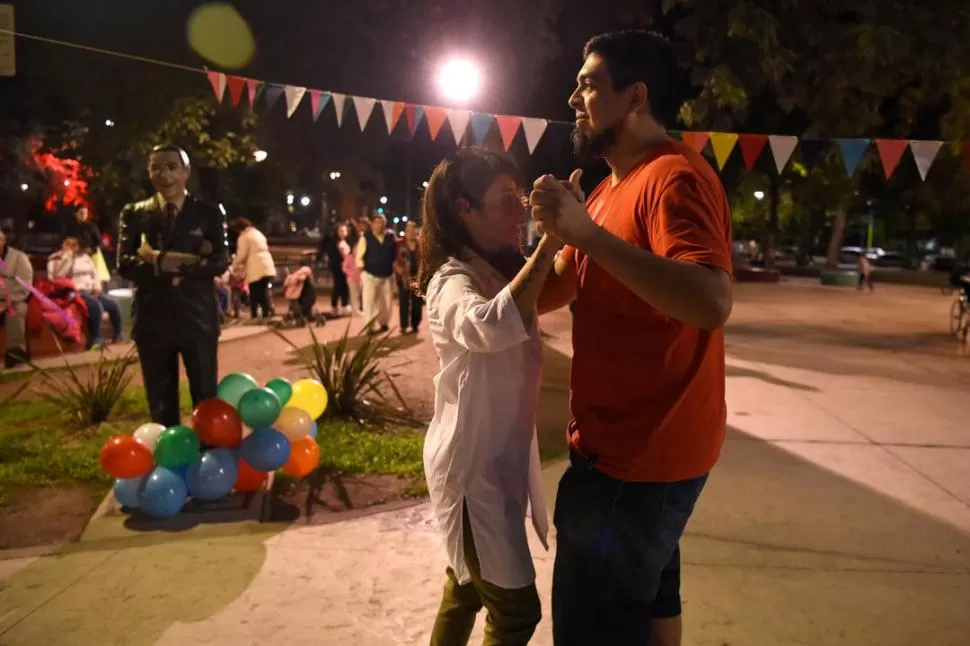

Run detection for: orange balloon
[[281, 436, 320, 478], [192, 398, 244, 448], [234, 458, 267, 493], [100, 435, 153, 479]]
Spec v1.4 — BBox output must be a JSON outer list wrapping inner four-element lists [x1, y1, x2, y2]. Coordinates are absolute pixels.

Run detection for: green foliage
[[274, 324, 409, 423], [314, 419, 425, 479]]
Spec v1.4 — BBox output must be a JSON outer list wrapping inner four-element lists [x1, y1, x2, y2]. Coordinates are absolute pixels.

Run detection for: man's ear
[[455, 197, 472, 223], [629, 81, 648, 115]]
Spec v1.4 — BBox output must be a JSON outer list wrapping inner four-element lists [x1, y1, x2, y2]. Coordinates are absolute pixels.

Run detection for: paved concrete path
[[1, 279, 969, 645]]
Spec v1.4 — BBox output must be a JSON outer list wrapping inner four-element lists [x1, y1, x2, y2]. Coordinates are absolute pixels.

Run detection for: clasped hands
[[528, 169, 597, 248]]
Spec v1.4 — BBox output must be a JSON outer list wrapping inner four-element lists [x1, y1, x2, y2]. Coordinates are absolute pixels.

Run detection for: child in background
[[283, 261, 318, 326]]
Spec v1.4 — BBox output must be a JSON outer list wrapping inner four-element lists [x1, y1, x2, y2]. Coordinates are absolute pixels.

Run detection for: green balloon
[[238, 387, 282, 429], [154, 425, 201, 469], [217, 372, 259, 409], [264, 378, 293, 407]]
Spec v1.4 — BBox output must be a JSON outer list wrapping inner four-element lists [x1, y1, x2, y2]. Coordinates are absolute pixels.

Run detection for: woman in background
[[339, 223, 362, 316], [394, 220, 423, 334], [230, 218, 278, 320]]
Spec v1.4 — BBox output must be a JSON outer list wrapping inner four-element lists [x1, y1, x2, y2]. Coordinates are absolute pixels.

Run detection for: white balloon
[[133, 423, 166, 452]]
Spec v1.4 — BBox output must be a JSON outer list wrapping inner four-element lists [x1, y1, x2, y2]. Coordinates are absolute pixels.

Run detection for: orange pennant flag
[[496, 116, 522, 151], [874, 139, 909, 179], [207, 71, 226, 103], [681, 131, 710, 154], [425, 106, 449, 140]]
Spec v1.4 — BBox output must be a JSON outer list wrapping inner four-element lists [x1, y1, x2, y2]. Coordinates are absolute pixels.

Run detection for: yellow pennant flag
[[709, 132, 739, 170]]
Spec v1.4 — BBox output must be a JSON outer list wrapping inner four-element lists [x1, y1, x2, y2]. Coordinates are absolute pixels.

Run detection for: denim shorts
[[552, 452, 708, 645]]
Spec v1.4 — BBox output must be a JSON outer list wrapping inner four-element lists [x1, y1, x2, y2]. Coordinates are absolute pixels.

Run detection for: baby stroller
[[279, 265, 326, 328]]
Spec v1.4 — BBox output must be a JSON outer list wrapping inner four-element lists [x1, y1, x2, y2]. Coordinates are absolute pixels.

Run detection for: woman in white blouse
[[418, 148, 561, 645], [229, 218, 277, 320]]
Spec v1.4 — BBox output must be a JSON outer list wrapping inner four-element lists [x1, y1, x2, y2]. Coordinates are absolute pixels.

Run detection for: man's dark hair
[[150, 143, 191, 168], [583, 30, 678, 125]]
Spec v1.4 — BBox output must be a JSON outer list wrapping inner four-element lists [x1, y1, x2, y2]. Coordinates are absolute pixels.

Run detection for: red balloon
[[282, 436, 320, 478], [192, 398, 244, 448], [100, 435, 153, 479], [234, 458, 267, 493]]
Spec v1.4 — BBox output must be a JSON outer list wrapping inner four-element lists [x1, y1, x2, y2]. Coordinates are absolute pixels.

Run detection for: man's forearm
[[580, 227, 732, 330], [509, 235, 560, 327]]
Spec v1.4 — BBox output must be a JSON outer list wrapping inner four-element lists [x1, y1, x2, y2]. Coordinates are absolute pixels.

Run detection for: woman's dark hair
[[414, 147, 521, 295], [230, 217, 253, 233]]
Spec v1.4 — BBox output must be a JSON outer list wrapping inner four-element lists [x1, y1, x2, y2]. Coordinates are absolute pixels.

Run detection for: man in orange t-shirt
[[531, 30, 733, 646]]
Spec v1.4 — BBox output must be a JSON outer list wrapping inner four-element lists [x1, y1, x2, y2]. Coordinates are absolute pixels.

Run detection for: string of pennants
[[207, 71, 969, 182]]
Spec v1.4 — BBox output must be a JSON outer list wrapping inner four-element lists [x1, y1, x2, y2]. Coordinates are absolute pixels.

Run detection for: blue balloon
[[113, 477, 144, 509], [307, 420, 318, 439], [186, 448, 238, 501], [137, 467, 188, 519], [239, 428, 291, 472]]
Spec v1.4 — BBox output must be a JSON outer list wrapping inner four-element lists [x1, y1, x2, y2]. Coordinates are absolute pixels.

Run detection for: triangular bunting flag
[[709, 132, 739, 170], [405, 105, 425, 135], [875, 139, 908, 178], [245, 79, 263, 105], [226, 76, 246, 108], [379, 101, 402, 134], [738, 134, 768, 170], [836, 139, 870, 177], [263, 84, 284, 111], [469, 113, 495, 145], [207, 71, 226, 103], [768, 135, 798, 173], [799, 139, 828, 170], [496, 116, 522, 151], [310, 90, 330, 122], [331, 93, 346, 126], [284, 86, 306, 119], [424, 107, 448, 140], [669, 130, 682, 141], [352, 97, 377, 131], [909, 140, 943, 181], [521, 118, 548, 154], [681, 131, 709, 153], [445, 109, 471, 144]]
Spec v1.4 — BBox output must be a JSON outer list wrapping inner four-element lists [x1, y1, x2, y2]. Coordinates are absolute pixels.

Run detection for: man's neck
[[158, 191, 188, 212], [604, 130, 672, 184]]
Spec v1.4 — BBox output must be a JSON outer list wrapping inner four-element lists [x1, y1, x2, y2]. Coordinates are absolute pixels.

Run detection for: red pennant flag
[[681, 131, 710, 153], [226, 76, 246, 107], [404, 104, 419, 135], [738, 134, 768, 170], [875, 139, 908, 178], [424, 107, 448, 140], [207, 71, 226, 103], [246, 79, 261, 105], [495, 116, 522, 151]]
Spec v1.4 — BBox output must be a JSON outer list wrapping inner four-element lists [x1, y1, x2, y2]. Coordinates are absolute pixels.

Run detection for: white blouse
[[423, 253, 549, 590]]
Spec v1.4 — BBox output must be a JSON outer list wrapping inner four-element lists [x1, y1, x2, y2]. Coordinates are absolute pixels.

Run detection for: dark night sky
[[6, 0, 669, 215]]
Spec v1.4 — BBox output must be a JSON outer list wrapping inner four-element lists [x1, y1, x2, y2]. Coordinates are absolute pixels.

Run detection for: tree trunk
[[825, 203, 849, 269], [762, 177, 780, 270]]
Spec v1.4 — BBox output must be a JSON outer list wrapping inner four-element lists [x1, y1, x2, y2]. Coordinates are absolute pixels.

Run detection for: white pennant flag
[[283, 86, 306, 119], [331, 93, 347, 126], [353, 97, 377, 132], [445, 109, 471, 144], [768, 135, 799, 174], [521, 118, 548, 154], [909, 140, 943, 181], [380, 100, 398, 133]]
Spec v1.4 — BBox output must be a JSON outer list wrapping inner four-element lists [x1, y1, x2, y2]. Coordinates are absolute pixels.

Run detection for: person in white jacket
[[419, 148, 561, 646], [229, 218, 278, 320], [0, 229, 34, 368], [47, 237, 123, 348]]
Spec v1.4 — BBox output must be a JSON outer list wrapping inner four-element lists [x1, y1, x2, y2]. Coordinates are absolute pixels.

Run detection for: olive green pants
[[429, 504, 541, 646]]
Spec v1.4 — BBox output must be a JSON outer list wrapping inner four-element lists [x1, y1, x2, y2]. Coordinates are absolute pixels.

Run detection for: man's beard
[[572, 121, 620, 162]]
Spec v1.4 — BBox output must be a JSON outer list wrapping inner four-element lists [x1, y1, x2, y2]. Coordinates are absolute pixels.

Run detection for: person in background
[[118, 144, 229, 427], [857, 254, 874, 292], [419, 147, 558, 646], [531, 30, 734, 646], [394, 220, 423, 334], [214, 269, 232, 323], [67, 206, 111, 287], [47, 237, 123, 348], [230, 217, 277, 320], [328, 222, 350, 316], [0, 229, 33, 368], [338, 223, 361, 316], [356, 213, 397, 332]]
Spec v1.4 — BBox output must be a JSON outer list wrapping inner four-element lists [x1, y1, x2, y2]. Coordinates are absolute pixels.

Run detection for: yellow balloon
[[186, 3, 255, 70], [286, 379, 328, 420]]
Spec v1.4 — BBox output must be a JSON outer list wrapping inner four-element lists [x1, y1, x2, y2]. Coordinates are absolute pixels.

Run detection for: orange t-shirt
[[564, 139, 733, 483]]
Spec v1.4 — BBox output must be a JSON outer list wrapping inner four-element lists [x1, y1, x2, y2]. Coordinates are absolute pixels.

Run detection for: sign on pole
[[0, 4, 14, 77]]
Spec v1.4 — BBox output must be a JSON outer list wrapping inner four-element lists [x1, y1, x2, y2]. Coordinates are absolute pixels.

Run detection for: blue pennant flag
[[469, 113, 495, 144], [263, 84, 284, 112], [837, 139, 870, 177]]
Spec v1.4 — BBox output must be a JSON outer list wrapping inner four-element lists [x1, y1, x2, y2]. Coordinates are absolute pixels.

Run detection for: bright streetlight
[[422, 181, 429, 188], [63, 180, 70, 187], [20, 183, 28, 191], [393, 216, 400, 224], [104, 119, 115, 127], [438, 58, 482, 103], [329, 171, 342, 180], [253, 149, 268, 162], [300, 196, 311, 207], [379, 196, 388, 205], [286, 193, 295, 206], [402, 216, 408, 222], [753, 190, 765, 201]]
